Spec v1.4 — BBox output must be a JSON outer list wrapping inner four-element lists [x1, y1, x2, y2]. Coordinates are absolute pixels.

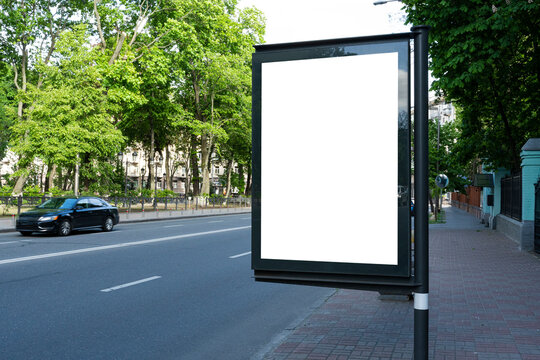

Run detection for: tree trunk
[[200, 91, 215, 196], [238, 164, 244, 194], [108, 32, 127, 65], [45, 164, 57, 192], [190, 135, 200, 196], [83, 153, 91, 192], [434, 191, 439, 222], [63, 168, 72, 191], [200, 134, 211, 196], [428, 190, 435, 216], [185, 148, 191, 195], [166, 146, 172, 191], [145, 156, 151, 189], [12, 47, 29, 196], [245, 164, 252, 196], [149, 119, 155, 191], [225, 159, 233, 197], [191, 72, 204, 196], [12, 175, 26, 196]]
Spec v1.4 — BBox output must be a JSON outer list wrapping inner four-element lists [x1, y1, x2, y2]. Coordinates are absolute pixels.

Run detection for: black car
[[16, 197, 120, 236]]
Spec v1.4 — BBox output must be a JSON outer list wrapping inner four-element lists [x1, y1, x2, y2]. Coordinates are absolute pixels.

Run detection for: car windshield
[[37, 198, 78, 210]]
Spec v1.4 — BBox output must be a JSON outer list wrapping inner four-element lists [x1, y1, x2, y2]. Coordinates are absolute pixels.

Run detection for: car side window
[[76, 199, 89, 209], [89, 199, 103, 208], [99, 199, 110, 207]]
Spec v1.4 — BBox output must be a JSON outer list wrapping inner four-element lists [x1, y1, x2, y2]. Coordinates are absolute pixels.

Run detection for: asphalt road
[[0, 214, 333, 360]]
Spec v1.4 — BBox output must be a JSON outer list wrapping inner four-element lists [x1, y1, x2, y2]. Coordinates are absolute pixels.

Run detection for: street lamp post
[[124, 156, 128, 198], [118, 151, 124, 194], [125, 151, 137, 197]]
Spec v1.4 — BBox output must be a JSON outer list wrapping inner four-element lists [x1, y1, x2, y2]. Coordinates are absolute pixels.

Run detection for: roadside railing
[[0, 195, 251, 216], [501, 172, 522, 221], [450, 199, 482, 219]]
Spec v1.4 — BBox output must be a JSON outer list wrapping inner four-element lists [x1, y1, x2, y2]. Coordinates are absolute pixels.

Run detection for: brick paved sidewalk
[[261, 206, 540, 360]]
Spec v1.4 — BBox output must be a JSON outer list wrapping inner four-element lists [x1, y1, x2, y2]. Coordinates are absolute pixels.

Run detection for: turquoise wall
[[520, 149, 540, 221], [481, 167, 510, 218]]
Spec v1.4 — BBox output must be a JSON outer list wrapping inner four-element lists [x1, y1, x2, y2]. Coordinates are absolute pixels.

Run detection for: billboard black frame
[[251, 32, 414, 288]]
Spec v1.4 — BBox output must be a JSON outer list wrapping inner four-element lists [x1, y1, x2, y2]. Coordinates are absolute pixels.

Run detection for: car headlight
[[38, 215, 58, 222]]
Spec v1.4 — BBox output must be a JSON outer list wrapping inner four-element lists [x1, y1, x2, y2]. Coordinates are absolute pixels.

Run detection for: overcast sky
[[238, 0, 409, 44]]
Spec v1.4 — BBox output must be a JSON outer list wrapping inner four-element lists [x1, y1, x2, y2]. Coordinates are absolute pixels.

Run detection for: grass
[[429, 209, 446, 224]]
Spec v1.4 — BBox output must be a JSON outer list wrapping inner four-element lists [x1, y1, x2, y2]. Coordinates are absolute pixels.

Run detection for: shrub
[[0, 186, 13, 196], [23, 185, 42, 197], [157, 189, 176, 197], [140, 188, 154, 198]]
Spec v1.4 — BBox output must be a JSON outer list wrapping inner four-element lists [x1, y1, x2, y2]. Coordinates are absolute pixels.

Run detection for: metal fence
[[0, 195, 251, 216], [501, 173, 522, 221]]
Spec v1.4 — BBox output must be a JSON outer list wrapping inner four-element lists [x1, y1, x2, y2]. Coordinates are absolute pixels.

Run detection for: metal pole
[[124, 158, 128, 198], [412, 25, 430, 360], [74, 154, 80, 196], [154, 161, 157, 210]]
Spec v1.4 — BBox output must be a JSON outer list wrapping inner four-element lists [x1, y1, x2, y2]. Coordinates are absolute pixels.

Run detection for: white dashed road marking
[[101, 276, 162, 293], [229, 251, 251, 259]]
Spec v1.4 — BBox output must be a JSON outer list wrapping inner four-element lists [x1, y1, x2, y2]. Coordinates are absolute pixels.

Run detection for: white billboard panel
[[260, 53, 398, 265]]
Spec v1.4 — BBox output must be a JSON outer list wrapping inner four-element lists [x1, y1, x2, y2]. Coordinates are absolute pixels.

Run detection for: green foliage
[[0, 185, 13, 196], [428, 116, 469, 193], [0, 62, 14, 159], [219, 171, 245, 193], [157, 189, 176, 197], [48, 187, 69, 197], [1, 0, 264, 196], [10, 25, 126, 168], [403, 0, 540, 171], [82, 160, 124, 196], [22, 185, 41, 197], [88, 181, 121, 197], [140, 188, 154, 197]]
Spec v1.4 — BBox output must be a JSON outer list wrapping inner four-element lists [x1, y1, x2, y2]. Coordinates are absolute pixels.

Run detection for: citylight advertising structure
[[252, 27, 431, 360], [252, 33, 413, 289]]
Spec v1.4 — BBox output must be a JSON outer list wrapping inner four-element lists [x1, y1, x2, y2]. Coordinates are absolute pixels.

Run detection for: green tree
[[0, 62, 15, 160], [9, 25, 125, 190], [403, 0, 540, 172], [0, 0, 85, 193], [428, 115, 469, 218], [170, 0, 264, 195]]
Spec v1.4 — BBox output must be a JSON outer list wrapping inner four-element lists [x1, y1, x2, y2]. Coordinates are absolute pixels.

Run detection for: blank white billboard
[[260, 52, 398, 265]]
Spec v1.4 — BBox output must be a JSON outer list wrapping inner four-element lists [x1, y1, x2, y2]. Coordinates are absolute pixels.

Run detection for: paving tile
[[262, 205, 540, 359]]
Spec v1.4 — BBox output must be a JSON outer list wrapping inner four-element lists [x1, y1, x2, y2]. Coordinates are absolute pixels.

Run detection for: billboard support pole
[[412, 25, 430, 360]]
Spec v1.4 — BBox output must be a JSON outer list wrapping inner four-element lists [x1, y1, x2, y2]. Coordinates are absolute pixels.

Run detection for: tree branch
[[132, 28, 173, 62], [12, 64, 20, 91], [109, 31, 127, 65], [129, 0, 150, 47], [94, 0, 107, 51]]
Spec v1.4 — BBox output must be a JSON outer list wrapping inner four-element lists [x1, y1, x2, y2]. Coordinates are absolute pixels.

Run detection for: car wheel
[[58, 220, 72, 236], [19, 231, 32, 236], [103, 217, 114, 232]]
